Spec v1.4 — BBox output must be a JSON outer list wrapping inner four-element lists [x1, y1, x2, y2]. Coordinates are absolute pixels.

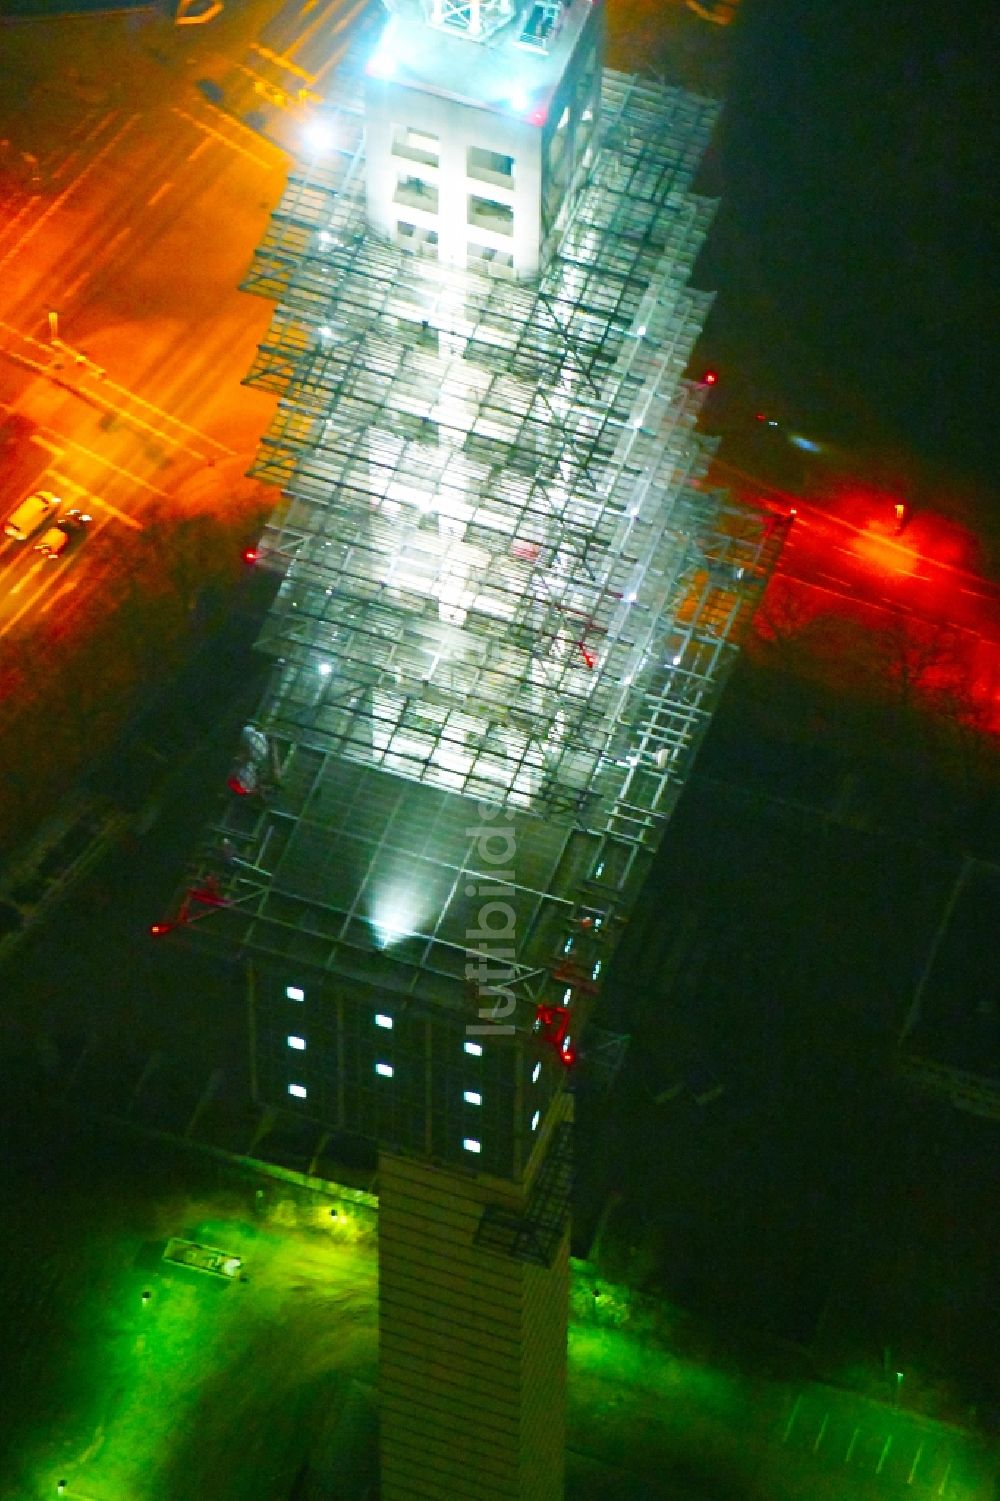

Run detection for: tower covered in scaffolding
[[171, 1, 787, 1495]]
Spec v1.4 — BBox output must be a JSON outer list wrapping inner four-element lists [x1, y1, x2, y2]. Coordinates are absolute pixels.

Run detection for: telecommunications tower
[[168, 1, 787, 1494]]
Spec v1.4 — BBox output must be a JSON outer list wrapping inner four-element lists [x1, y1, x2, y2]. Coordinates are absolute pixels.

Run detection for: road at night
[[0, 0, 359, 644]]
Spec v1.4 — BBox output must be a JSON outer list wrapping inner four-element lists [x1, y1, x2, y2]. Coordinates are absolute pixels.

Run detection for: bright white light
[[563, 988, 573, 1004], [636, 324, 647, 337], [319, 325, 333, 341], [531, 1110, 540, 1131], [509, 86, 528, 111], [463, 1090, 482, 1106], [370, 884, 427, 949], [375, 1062, 394, 1078], [317, 661, 332, 676], [367, 46, 397, 79], [532, 1062, 541, 1083], [288, 1083, 307, 1099], [302, 117, 336, 154], [672, 653, 682, 666], [287, 1035, 306, 1051], [318, 230, 333, 247], [625, 591, 637, 603], [286, 985, 305, 1002], [464, 1041, 483, 1056], [463, 1137, 482, 1154], [592, 960, 602, 978], [375, 1013, 394, 1029], [788, 433, 821, 452]]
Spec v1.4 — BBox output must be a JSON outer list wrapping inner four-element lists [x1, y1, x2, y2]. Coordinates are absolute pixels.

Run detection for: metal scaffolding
[[174, 61, 788, 1054]]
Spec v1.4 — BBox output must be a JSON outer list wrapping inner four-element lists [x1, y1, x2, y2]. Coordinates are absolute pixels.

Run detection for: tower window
[[468, 195, 514, 237], [464, 1041, 483, 1056], [396, 221, 439, 258], [467, 146, 514, 185], [466, 241, 514, 274], [285, 985, 305, 1001], [462, 1137, 482, 1154], [375, 1062, 395, 1078], [392, 125, 439, 167], [288, 1083, 307, 1099], [375, 1013, 394, 1029], [463, 1090, 482, 1106], [287, 1035, 306, 1051], [395, 175, 439, 214]]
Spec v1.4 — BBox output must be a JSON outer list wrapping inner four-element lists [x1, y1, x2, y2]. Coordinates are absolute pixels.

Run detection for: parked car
[[34, 508, 92, 559], [3, 489, 59, 541]]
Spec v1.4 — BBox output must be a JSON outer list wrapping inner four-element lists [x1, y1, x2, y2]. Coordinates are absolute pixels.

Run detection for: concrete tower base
[[378, 1138, 570, 1500]]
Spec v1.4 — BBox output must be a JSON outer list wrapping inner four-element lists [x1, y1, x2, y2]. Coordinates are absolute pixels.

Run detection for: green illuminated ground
[[1, 1123, 994, 1500]]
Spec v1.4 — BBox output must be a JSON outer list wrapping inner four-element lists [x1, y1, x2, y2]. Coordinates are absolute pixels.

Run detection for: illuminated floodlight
[[464, 1041, 483, 1056], [318, 229, 333, 247], [302, 116, 336, 154], [531, 1110, 540, 1131], [509, 86, 528, 112], [287, 1034, 306, 1050], [375, 1062, 394, 1078], [375, 1013, 394, 1029], [367, 37, 398, 79], [462, 1137, 482, 1154], [319, 325, 334, 341], [532, 1061, 541, 1083], [288, 1083, 307, 1099], [317, 661, 333, 676], [370, 883, 427, 949], [286, 984, 305, 1001], [463, 1090, 482, 1106]]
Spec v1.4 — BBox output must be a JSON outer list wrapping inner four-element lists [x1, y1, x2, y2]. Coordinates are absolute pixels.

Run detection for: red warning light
[[150, 922, 173, 937], [755, 412, 767, 422], [242, 547, 259, 565], [701, 369, 719, 386]]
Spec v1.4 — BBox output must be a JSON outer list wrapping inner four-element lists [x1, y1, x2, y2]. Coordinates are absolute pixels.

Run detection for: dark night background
[[695, 0, 997, 534]]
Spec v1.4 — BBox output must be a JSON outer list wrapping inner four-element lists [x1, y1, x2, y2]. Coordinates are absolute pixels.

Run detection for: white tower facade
[[365, 0, 602, 279]]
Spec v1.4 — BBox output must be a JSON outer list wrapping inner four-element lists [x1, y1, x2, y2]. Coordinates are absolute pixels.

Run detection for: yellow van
[[4, 489, 60, 541]]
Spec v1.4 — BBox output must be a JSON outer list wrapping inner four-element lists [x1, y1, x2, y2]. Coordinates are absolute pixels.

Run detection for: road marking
[[61, 268, 92, 302], [907, 1440, 924, 1484], [172, 105, 285, 171], [39, 574, 80, 614], [146, 179, 175, 208], [29, 433, 65, 457], [9, 554, 44, 595], [876, 1434, 892, 1474], [106, 226, 132, 253], [186, 136, 212, 163], [780, 1394, 801, 1443], [0, 113, 141, 277], [937, 1460, 951, 1496], [812, 1412, 829, 1454], [49, 470, 144, 530], [845, 1426, 860, 1462]]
